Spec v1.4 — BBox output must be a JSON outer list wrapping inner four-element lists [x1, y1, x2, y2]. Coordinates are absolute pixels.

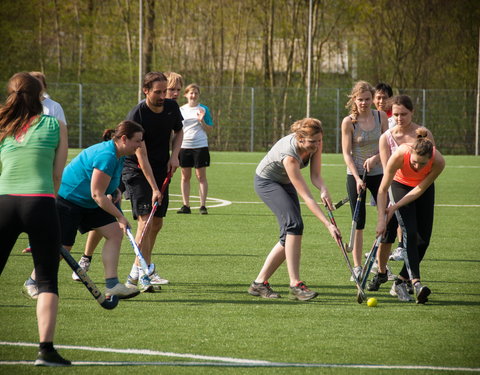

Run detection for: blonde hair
[[346, 80, 374, 121], [164, 72, 184, 89], [413, 128, 434, 157], [184, 83, 200, 95], [290, 118, 323, 138], [29, 71, 47, 91]]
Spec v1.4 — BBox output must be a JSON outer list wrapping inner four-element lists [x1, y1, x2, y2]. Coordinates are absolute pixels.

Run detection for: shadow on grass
[[428, 258, 480, 263]]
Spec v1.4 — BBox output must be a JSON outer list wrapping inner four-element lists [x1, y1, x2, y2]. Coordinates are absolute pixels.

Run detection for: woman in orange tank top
[[376, 128, 445, 304]]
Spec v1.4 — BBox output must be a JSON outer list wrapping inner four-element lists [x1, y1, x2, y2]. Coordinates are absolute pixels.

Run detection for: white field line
[[121, 195, 479, 212], [212, 162, 480, 169], [1, 342, 479, 372]]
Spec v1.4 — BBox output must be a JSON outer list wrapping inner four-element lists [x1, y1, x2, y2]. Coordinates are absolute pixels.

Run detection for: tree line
[[1, 0, 478, 90]]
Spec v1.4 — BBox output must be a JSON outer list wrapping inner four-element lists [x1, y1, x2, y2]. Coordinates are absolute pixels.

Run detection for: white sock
[[129, 264, 139, 279]]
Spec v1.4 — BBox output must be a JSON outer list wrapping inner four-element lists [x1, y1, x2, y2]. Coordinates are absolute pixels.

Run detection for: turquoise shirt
[[59, 140, 125, 208]]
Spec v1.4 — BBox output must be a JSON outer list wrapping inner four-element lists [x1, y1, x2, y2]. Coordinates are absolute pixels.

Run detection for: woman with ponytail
[[0, 72, 69, 365], [376, 123, 445, 304], [24, 120, 145, 301]]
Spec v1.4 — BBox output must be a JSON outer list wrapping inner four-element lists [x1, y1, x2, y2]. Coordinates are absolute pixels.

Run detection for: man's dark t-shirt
[[124, 99, 183, 173]]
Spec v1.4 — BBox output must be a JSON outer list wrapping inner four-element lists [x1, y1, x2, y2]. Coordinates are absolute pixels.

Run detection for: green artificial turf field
[[1, 151, 479, 374]]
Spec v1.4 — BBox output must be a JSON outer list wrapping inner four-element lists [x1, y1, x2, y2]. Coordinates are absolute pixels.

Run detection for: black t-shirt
[[124, 99, 183, 172]]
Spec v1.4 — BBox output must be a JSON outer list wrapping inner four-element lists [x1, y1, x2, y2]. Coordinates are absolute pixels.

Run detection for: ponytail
[[413, 128, 434, 157]]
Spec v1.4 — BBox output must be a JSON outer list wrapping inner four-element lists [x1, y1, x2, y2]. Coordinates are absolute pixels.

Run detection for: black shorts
[[179, 147, 210, 168], [56, 196, 117, 246], [122, 167, 169, 220]]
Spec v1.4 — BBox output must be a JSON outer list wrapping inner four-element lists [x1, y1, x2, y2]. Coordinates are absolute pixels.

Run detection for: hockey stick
[[324, 204, 366, 304], [334, 196, 349, 210], [125, 227, 154, 292], [60, 247, 119, 310], [346, 170, 367, 252], [359, 235, 382, 289], [138, 170, 172, 248]]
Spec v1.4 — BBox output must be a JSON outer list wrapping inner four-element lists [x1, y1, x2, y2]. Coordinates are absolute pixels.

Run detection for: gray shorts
[[254, 175, 303, 246]]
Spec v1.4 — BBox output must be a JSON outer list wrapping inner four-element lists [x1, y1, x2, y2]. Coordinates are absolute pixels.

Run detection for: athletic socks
[[82, 255, 92, 262], [105, 277, 120, 289], [129, 264, 139, 280]]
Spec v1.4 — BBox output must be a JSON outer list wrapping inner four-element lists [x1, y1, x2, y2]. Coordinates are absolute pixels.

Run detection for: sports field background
[[1, 151, 479, 373]]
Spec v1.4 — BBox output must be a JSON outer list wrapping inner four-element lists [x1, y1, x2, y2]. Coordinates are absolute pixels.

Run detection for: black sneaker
[[177, 205, 191, 214], [248, 281, 280, 298], [414, 281, 431, 304], [289, 281, 318, 301], [406, 280, 414, 295], [366, 272, 388, 291], [34, 350, 71, 366], [199, 206, 208, 215]]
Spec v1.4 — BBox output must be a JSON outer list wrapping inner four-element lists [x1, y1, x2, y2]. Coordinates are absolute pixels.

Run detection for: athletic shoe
[[125, 276, 155, 293], [72, 256, 91, 282], [105, 282, 140, 299], [289, 281, 318, 301], [414, 281, 431, 304], [248, 281, 280, 298], [139, 275, 156, 292], [22, 247, 32, 254], [199, 206, 208, 215], [148, 264, 169, 285], [177, 205, 191, 214], [389, 246, 405, 261], [350, 266, 362, 282], [390, 280, 412, 302], [367, 271, 388, 291], [406, 279, 414, 294], [34, 350, 71, 367], [22, 279, 38, 299]]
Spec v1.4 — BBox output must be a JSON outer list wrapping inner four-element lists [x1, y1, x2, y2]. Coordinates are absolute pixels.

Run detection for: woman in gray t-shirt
[[248, 118, 340, 301]]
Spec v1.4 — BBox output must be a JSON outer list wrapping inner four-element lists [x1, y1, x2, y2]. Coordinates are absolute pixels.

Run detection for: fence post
[[422, 89, 426, 127], [79, 83, 83, 148], [336, 88, 340, 153], [250, 87, 255, 152]]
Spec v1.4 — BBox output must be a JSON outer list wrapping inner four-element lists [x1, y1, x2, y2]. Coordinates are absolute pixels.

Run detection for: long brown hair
[[0, 72, 43, 142]]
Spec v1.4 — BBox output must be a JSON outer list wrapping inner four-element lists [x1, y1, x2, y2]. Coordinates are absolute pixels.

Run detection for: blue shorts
[[254, 175, 303, 246]]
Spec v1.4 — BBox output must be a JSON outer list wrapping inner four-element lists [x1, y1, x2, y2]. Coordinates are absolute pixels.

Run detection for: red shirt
[[394, 147, 435, 187]]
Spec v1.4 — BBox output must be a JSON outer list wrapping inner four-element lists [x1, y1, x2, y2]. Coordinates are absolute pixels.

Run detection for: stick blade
[[100, 295, 119, 310], [357, 290, 365, 304]]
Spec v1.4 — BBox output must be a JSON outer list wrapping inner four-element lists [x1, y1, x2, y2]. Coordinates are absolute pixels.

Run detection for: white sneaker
[[125, 275, 155, 293], [72, 257, 91, 281], [106, 282, 140, 299], [148, 264, 169, 285], [390, 281, 412, 302], [389, 246, 405, 261], [350, 266, 362, 282], [22, 279, 38, 299]]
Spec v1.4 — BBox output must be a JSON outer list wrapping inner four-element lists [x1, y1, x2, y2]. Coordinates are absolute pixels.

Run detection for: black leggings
[[0, 196, 60, 295], [346, 174, 397, 243], [391, 181, 435, 280]]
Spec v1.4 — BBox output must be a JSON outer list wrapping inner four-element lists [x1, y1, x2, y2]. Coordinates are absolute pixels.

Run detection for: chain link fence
[[4, 83, 476, 154]]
